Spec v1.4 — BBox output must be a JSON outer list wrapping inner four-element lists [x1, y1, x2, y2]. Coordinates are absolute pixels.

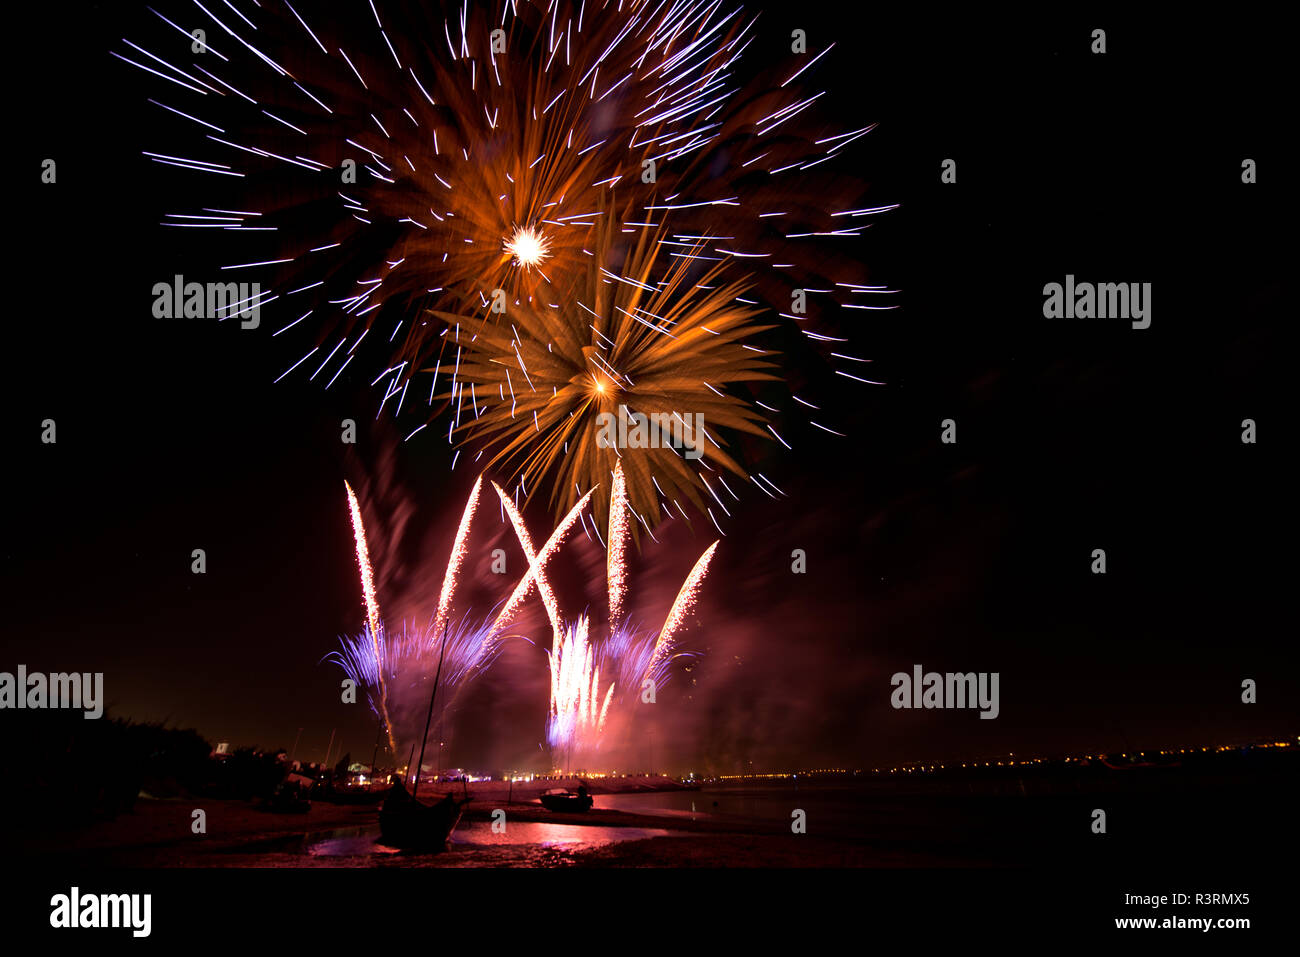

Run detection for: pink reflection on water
[[305, 822, 680, 858], [452, 821, 676, 849]]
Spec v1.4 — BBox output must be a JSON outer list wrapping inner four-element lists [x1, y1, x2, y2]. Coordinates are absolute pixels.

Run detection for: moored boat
[[379, 780, 467, 851], [375, 621, 471, 851], [539, 786, 594, 812]]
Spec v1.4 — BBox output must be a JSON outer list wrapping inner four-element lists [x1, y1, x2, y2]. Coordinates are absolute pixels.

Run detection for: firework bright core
[[504, 225, 551, 268]]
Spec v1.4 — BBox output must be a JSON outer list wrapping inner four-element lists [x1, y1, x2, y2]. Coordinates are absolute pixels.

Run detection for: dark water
[[598, 779, 1300, 866], [599, 787, 878, 834]]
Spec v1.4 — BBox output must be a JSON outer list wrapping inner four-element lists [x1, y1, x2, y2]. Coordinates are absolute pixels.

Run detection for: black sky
[[4, 3, 1294, 772]]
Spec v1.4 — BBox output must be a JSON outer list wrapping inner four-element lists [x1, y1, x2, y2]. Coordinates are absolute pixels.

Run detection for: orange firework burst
[[120, 0, 893, 545], [434, 210, 778, 531], [120, 0, 890, 449]]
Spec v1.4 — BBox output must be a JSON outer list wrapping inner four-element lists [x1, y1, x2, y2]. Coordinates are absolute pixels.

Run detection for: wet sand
[[20, 786, 985, 867], [19, 768, 1292, 868]]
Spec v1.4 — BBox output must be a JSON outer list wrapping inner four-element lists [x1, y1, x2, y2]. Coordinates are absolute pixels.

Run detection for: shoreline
[[15, 763, 1294, 868]]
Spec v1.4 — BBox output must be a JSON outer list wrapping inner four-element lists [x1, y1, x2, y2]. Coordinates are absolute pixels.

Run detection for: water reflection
[[453, 820, 676, 848], [305, 821, 679, 857]]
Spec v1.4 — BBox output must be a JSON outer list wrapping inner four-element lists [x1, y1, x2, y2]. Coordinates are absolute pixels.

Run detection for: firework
[[344, 480, 396, 754], [502, 225, 552, 270], [119, 0, 892, 522], [492, 481, 566, 638], [607, 459, 630, 627], [487, 486, 594, 651], [344, 480, 384, 641], [516, 460, 718, 763], [433, 473, 483, 639], [328, 474, 549, 753], [120, 1, 755, 366], [325, 612, 502, 735], [546, 617, 616, 754], [643, 539, 719, 681], [331, 463, 716, 766], [440, 211, 778, 530]]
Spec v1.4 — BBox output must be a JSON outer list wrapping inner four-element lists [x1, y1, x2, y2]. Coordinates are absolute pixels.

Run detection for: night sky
[[5, 4, 1293, 773]]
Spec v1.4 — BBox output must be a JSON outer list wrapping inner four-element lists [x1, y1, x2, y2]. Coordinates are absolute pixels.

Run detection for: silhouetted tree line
[[0, 709, 323, 833]]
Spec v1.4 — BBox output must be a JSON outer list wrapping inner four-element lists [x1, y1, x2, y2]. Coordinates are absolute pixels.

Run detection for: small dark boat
[[379, 781, 467, 851], [539, 786, 594, 813]]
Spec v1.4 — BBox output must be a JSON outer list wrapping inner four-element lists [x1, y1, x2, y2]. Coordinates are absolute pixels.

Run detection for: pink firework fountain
[[494, 461, 720, 768]]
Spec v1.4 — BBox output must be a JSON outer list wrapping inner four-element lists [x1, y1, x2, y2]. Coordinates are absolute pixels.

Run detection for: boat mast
[[413, 621, 450, 800], [368, 716, 385, 791]]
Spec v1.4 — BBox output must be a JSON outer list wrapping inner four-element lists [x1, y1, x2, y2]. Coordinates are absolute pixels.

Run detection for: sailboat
[[379, 778, 466, 850], [378, 622, 471, 851], [539, 784, 594, 812]]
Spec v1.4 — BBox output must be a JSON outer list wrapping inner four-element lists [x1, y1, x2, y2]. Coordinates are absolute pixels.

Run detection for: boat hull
[[379, 783, 466, 851], [539, 792, 594, 813]]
